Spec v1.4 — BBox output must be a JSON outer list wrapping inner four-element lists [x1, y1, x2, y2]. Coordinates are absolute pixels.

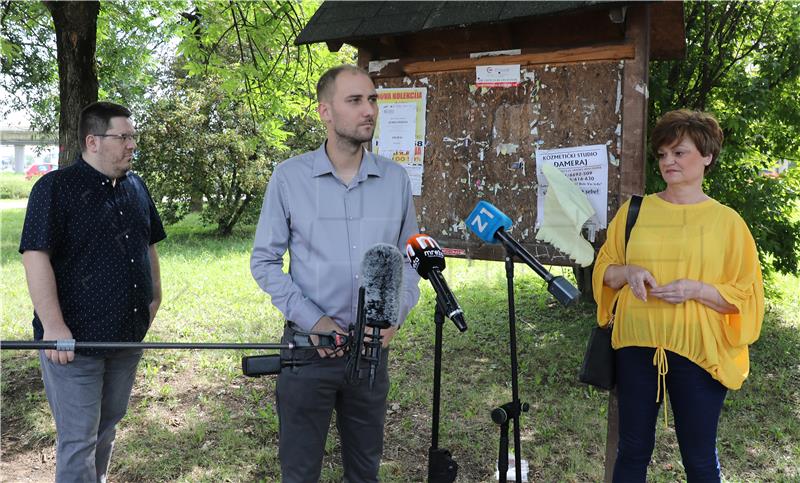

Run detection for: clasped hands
[[310, 315, 396, 359], [624, 265, 702, 304]]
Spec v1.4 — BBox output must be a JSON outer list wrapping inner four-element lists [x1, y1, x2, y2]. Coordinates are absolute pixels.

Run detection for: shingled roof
[[296, 1, 607, 47], [295, 1, 684, 60]]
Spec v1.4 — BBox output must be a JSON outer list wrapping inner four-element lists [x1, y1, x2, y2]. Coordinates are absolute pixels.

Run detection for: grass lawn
[[0, 173, 35, 200], [1, 206, 798, 482]]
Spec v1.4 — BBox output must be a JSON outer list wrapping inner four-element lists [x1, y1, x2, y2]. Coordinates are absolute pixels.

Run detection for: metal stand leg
[[491, 251, 529, 482], [428, 300, 458, 483]]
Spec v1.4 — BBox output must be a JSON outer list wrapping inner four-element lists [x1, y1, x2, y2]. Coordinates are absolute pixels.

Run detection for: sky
[[0, 86, 31, 130]]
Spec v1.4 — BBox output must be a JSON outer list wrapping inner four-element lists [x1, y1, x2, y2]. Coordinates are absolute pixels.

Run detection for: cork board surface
[[376, 61, 625, 264]]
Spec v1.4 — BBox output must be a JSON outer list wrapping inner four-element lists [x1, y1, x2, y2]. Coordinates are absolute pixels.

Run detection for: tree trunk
[[44, 1, 99, 168], [190, 193, 204, 212]]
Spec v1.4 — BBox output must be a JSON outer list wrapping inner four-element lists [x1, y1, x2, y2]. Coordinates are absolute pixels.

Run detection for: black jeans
[[276, 322, 390, 483], [613, 346, 728, 483]]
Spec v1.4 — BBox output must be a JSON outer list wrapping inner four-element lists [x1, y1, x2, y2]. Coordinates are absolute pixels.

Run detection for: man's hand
[[310, 316, 347, 358], [650, 279, 700, 304], [624, 265, 659, 302], [378, 326, 397, 348], [42, 325, 74, 365], [362, 326, 398, 353]]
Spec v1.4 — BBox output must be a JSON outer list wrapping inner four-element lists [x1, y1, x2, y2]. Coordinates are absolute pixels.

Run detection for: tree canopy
[[2, 0, 348, 234], [1, 0, 184, 163], [649, 0, 800, 276], [174, 0, 345, 151], [131, 1, 349, 234]]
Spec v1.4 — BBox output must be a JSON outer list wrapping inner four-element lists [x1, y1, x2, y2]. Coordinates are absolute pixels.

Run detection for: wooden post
[[606, 4, 650, 482], [619, 4, 651, 199], [604, 388, 619, 482]]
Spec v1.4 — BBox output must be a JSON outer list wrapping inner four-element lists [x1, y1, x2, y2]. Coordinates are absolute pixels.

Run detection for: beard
[[334, 123, 374, 147], [111, 155, 133, 178]]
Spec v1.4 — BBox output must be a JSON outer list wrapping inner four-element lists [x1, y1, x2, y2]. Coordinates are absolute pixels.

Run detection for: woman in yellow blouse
[[593, 109, 764, 482]]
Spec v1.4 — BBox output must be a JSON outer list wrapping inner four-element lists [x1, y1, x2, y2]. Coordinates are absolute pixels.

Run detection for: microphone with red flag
[[406, 234, 467, 332]]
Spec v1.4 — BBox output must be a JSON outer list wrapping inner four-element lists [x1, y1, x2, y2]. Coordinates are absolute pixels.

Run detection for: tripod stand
[[491, 248, 529, 483], [427, 298, 459, 482], [465, 200, 581, 481]]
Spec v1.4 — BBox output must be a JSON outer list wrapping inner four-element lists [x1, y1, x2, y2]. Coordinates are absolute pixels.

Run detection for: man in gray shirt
[[251, 65, 420, 482]]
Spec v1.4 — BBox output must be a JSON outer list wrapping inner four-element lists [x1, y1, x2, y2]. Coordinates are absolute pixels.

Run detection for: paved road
[[0, 199, 28, 210]]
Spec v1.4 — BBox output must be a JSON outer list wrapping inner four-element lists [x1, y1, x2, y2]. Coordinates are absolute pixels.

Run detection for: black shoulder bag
[[578, 195, 642, 390]]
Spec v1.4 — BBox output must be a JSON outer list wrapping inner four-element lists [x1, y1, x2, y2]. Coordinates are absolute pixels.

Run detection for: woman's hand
[[624, 265, 659, 302], [649, 279, 699, 304], [650, 279, 738, 313]]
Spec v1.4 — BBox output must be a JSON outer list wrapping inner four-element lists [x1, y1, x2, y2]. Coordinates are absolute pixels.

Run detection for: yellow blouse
[[592, 194, 764, 390]]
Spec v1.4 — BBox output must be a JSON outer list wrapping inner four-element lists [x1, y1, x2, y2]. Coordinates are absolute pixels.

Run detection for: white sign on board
[[535, 144, 609, 234]]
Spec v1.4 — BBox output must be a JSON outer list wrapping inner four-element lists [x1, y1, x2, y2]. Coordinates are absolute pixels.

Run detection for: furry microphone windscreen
[[360, 243, 404, 329]]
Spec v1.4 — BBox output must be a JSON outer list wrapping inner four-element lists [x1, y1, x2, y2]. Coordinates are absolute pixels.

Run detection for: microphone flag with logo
[[406, 234, 467, 332], [465, 201, 580, 307]]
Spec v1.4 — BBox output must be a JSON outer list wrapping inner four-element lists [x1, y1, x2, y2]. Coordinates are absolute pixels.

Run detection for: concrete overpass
[[0, 129, 58, 173]]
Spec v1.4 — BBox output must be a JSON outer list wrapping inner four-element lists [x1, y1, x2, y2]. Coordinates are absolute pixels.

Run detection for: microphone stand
[[427, 297, 458, 483], [492, 247, 529, 483], [488, 228, 577, 481], [495, 228, 579, 307]]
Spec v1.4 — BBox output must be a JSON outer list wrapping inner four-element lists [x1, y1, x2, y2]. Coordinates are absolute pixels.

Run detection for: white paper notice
[[378, 102, 416, 157], [535, 144, 609, 233], [373, 87, 427, 196], [475, 64, 520, 87]]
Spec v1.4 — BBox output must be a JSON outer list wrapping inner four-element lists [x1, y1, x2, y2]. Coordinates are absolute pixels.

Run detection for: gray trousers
[[277, 323, 390, 483], [39, 348, 143, 483]]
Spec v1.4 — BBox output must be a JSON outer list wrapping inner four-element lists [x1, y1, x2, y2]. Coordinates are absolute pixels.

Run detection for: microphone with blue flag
[[466, 201, 580, 306]]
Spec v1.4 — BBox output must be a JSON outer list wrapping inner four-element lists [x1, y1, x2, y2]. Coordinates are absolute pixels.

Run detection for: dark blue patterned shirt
[[19, 156, 166, 354]]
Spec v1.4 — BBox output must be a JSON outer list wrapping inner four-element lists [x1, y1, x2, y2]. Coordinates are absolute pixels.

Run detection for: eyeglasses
[[93, 133, 139, 143]]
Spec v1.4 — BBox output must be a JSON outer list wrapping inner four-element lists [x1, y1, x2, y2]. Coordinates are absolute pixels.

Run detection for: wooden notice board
[[375, 61, 626, 264]]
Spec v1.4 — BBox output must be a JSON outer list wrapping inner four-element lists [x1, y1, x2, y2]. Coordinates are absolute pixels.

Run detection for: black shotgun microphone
[[360, 243, 404, 388], [405, 234, 467, 332]]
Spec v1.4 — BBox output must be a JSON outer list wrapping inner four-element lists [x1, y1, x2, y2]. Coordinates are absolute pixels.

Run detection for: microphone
[[242, 355, 307, 377], [360, 243, 404, 388], [405, 234, 467, 332], [465, 201, 580, 306]]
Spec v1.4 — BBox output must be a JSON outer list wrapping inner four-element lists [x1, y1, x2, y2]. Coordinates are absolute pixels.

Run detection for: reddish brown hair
[[651, 109, 724, 173]]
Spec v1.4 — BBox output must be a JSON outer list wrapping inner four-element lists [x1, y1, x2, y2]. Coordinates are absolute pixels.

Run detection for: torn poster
[[535, 163, 596, 267]]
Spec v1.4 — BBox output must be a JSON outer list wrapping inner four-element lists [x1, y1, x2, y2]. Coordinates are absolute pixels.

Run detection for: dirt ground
[[0, 445, 55, 483]]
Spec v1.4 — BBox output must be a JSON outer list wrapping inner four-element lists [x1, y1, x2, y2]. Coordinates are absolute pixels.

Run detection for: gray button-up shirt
[[251, 143, 421, 332]]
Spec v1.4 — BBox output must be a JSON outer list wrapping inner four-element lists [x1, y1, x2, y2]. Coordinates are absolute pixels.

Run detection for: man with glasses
[[20, 101, 165, 482]]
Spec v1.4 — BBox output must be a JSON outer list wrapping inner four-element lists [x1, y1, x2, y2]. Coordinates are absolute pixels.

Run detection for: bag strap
[[610, 194, 643, 326], [624, 194, 643, 253]]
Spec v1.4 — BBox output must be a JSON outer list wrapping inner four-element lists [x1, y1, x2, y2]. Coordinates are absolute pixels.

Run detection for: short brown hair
[[316, 65, 370, 103], [651, 109, 724, 173], [79, 101, 132, 151]]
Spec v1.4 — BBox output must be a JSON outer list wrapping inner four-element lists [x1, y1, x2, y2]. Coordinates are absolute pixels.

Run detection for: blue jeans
[[613, 347, 728, 483], [39, 348, 143, 483]]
